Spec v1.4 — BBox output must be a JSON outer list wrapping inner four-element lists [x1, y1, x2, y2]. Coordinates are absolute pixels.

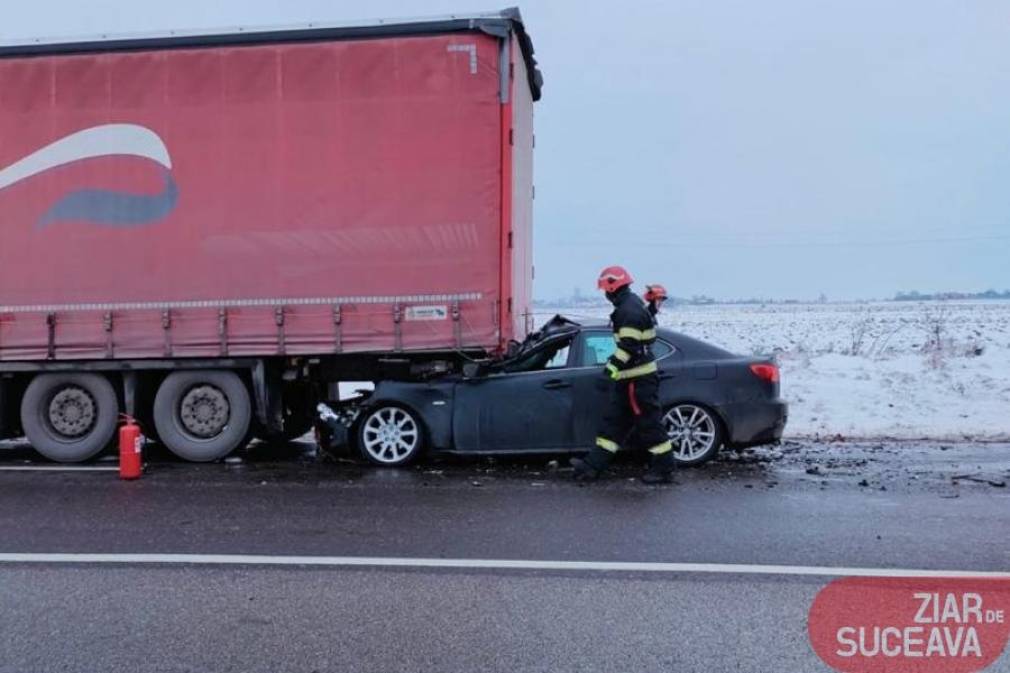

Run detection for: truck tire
[[20, 373, 119, 463], [153, 370, 252, 462]]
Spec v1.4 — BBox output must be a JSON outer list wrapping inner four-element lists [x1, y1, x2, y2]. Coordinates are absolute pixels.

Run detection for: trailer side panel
[[0, 32, 508, 360]]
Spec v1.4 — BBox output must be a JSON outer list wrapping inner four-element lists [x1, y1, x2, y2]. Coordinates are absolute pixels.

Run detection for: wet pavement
[[0, 437, 1007, 672], [0, 436, 1007, 564], [6, 433, 1008, 493]]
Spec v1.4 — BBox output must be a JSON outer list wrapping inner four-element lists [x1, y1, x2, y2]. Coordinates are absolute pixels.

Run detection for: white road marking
[[0, 466, 119, 472], [0, 554, 1005, 578]]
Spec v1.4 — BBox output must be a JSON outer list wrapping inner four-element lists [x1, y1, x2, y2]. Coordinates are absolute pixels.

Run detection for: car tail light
[[749, 363, 779, 383]]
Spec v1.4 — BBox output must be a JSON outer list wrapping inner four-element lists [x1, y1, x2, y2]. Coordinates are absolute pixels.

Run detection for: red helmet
[[597, 265, 633, 293], [644, 284, 668, 302]]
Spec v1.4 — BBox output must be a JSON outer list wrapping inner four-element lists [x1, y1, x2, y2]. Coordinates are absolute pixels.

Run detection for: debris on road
[[951, 475, 1007, 488]]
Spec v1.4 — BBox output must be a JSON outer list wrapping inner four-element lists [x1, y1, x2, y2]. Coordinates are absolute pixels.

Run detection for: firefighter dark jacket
[[605, 287, 658, 380]]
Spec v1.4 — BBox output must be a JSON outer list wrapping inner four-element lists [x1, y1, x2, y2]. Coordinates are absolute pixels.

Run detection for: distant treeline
[[533, 290, 1010, 308], [893, 290, 1010, 301], [533, 295, 812, 308]]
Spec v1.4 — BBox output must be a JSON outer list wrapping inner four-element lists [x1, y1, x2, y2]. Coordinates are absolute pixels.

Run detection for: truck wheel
[[357, 405, 424, 467], [153, 371, 252, 462], [20, 373, 119, 463]]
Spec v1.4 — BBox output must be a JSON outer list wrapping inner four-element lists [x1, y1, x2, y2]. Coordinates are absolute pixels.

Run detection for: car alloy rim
[[362, 407, 419, 464], [179, 384, 231, 439], [663, 405, 717, 461], [47, 385, 98, 439]]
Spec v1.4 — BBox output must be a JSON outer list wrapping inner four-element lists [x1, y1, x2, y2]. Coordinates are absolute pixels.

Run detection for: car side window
[[653, 339, 674, 359], [544, 343, 571, 369], [502, 337, 574, 373], [582, 334, 616, 366], [581, 333, 675, 366]]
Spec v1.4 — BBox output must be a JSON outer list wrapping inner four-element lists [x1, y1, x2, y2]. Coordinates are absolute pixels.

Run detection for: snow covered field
[[537, 301, 1010, 442]]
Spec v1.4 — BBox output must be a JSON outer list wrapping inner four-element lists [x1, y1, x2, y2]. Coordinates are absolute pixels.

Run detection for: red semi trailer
[[0, 9, 542, 462]]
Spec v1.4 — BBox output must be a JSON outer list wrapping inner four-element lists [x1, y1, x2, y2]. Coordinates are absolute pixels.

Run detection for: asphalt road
[[0, 438, 1008, 672]]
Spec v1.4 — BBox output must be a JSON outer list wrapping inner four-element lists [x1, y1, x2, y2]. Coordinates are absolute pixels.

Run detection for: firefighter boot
[[641, 449, 676, 484], [570, 446, 614, 481]]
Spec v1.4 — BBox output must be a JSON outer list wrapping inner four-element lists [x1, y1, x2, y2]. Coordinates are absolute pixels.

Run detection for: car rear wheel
[[663, 404, 723, 466], [357, 405, 424, 467], [20, 373, 119, 462], [153, 370, 252, 462]]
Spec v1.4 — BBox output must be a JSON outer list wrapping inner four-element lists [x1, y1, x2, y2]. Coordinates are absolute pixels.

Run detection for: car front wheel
[[357, 405, 424, 467], [663, 404, 723, 466]]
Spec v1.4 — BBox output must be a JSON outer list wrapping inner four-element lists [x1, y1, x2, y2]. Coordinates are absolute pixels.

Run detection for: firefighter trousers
[[595, 373, 672, 456]]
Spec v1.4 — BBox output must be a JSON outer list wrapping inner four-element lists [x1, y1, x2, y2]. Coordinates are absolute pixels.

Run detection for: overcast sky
[[3, 1, 1009, 300]]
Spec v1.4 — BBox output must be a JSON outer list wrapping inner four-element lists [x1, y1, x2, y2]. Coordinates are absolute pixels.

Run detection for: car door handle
[[542, 379, 572, 390]]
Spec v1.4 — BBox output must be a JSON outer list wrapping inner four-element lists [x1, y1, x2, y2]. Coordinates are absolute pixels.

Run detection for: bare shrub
[[920, 303, 950, 369], [843, 311, 906, 358], [845, 313, 872, 356], [867, 320, 910, 359]]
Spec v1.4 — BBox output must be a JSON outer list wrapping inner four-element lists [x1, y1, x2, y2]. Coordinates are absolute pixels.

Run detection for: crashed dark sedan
[[319, 316, 787, 467]]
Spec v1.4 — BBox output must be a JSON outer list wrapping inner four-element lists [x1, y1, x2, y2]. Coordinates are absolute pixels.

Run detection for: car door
[[569, 330, 619, 448], [569, 329, 682, 448], [451, 339, 579, 452]]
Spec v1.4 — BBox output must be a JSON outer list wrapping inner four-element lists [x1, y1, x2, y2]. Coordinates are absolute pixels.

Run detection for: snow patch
[[539, 300, 1010, 442]]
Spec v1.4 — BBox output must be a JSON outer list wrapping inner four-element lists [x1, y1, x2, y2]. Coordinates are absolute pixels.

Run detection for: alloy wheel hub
[[363, 408, 418, 463], [664, 405, 716, 461]]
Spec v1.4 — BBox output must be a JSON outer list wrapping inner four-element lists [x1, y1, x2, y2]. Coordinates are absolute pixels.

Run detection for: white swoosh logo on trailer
[[0, 123, 172, 192]]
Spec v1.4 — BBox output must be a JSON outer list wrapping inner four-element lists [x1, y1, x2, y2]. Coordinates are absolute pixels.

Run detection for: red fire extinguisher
[[119, 415, 143, 480]]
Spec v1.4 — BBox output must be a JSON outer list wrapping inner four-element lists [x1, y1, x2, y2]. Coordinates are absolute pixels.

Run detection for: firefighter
[[644, 283, 668, 319], [571, 266, 675, 484]]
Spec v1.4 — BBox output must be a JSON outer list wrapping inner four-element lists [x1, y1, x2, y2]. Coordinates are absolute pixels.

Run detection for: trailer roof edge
[[0, 7, 543, 101]]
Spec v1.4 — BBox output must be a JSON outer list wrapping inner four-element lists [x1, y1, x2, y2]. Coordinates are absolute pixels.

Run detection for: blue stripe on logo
[[37, 169, 178, 228]]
